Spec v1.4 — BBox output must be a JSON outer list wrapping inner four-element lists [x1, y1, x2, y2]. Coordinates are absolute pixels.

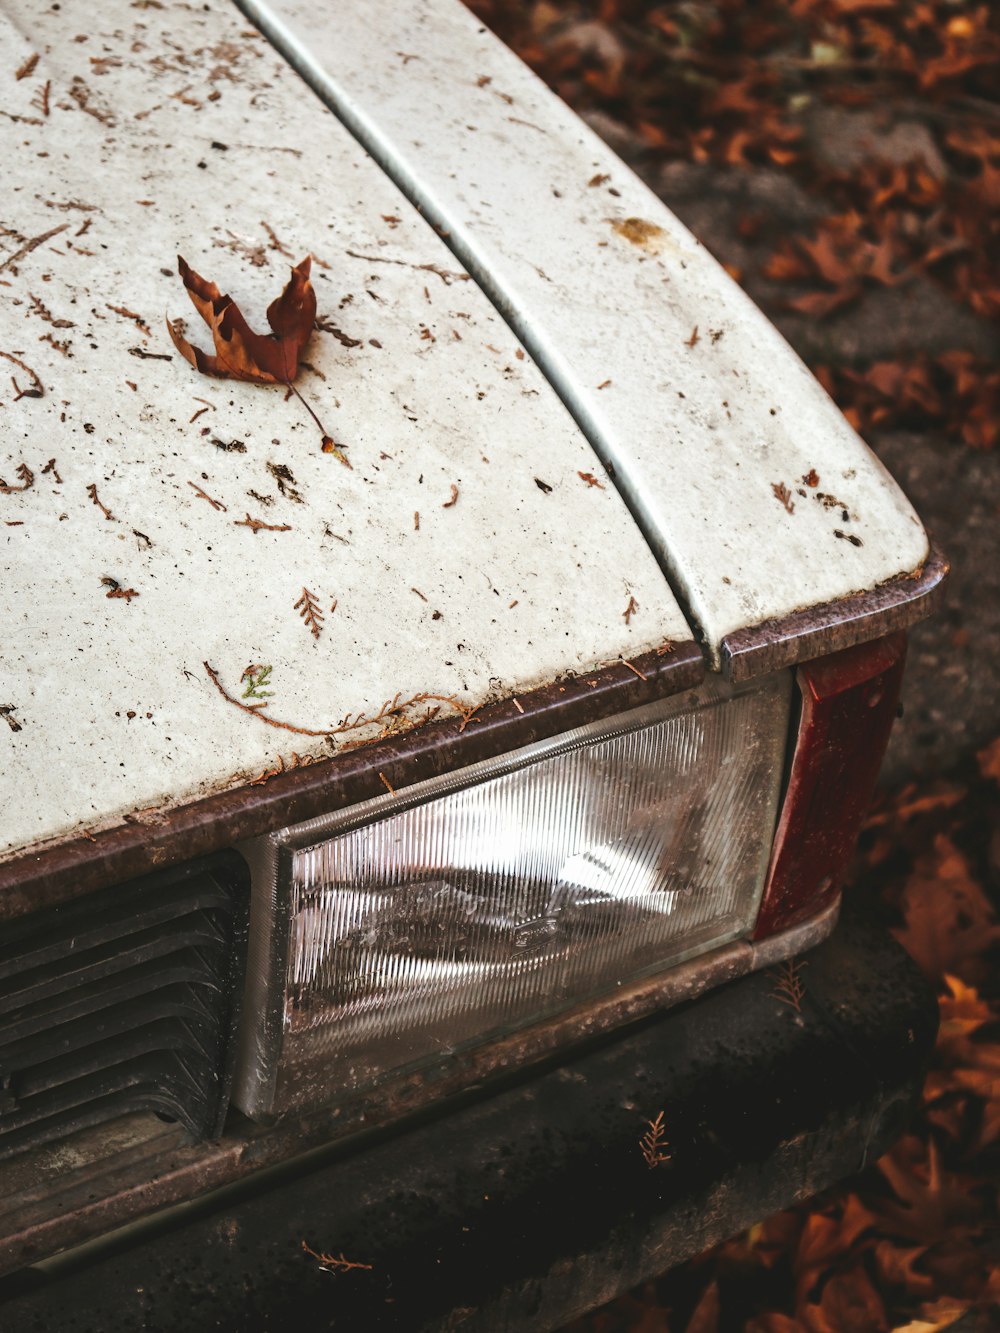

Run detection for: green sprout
[[241, 664, 274, 700]]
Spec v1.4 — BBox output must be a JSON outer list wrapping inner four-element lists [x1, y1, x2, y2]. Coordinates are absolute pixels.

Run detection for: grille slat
[[0, 1077, 201, 1160], [0, 954, 223, 1048], [0, 917, 228, 1008], [1, 982, 222, 1068], [0, 853, 248, 1163], [9, 1028, 208, 1108], [0, 927, 228, 1018], [0, 882, 231, 978]]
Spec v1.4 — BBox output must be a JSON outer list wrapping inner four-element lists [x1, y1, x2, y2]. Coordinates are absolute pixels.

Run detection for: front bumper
[[0, 903, 936, 1332]]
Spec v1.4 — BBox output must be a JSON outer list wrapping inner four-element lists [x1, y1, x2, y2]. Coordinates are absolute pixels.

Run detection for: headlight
[[234, 672, 791, 1119]]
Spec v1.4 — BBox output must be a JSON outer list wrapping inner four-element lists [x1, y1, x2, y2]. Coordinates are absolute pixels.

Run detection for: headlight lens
[[234, 672, 791, 1118]]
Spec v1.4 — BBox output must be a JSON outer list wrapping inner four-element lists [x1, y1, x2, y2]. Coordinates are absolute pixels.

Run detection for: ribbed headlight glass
[[235, 672, 791, 1118]]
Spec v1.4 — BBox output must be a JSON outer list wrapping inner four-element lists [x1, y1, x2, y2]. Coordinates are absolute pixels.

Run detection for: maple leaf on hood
[[167, 255, 316, 384]]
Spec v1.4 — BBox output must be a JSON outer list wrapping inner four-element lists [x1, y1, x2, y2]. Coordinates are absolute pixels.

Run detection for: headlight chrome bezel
[[234, 670, 794, 1122]]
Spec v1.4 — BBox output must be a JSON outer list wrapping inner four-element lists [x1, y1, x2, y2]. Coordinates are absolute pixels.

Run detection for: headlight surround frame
[[234, 671, 792, 1121]]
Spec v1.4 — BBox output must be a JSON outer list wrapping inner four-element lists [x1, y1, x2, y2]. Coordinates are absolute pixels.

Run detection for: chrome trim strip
[[721, 543, 949, 681], [0, 645, 703, 920]]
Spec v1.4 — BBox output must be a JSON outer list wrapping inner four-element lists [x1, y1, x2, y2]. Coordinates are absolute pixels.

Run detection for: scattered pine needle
[[640, 1111, 671, 1169], [769, 958, 806, 1013], [301, 1240, 373, 1274]]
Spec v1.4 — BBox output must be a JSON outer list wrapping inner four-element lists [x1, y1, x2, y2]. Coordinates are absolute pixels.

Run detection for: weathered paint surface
[[239, 0, 931, 662], [0, 0, 689, 860]]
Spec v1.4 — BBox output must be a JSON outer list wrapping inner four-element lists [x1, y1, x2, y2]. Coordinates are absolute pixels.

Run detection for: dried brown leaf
[[745, 1209, 806, 1271], [937, 975, 993, 1048], [891, 1299, 971, 1333], [746, 1316, 799, 1333], [872, 1238, 936, 1300], [873, 1136, 983, 1244], [167, 255, 316, 385], [794, 1195, 879, 1291], [685, 1281, 720, 1333], [786, 286, 862, 318], [893, 836, 1000, 982], [977, 736, 1000, 784], [801, 1266, 888, 1333]]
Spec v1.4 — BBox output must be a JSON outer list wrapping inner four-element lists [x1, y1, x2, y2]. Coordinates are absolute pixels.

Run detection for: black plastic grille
[[0, 852, 248, 1162]]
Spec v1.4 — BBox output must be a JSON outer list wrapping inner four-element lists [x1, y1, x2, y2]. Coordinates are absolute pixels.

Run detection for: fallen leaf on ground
[[936, 975, 993, 1049], [874, 1137, 983, 1243], [792, 1195, 880, 1304], [685, 1281, 719, 1333], [977, 736, 1000, 784], [802, 1267, 887, 1333], [872, 1239, 936, 1300], [893, 836, 1000, 982], [889, 1297, 969, 1333], [746, 1316, 798, 1333]]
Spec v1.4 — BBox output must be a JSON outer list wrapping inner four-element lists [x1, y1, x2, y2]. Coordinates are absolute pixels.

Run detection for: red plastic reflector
[[753, 632, 906, 939]]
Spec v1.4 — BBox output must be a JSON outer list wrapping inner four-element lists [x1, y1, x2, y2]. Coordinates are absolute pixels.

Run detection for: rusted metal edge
[[0, 896, 837, 1276], [721, 542, 949, 682], [0, 643, 704, 919]]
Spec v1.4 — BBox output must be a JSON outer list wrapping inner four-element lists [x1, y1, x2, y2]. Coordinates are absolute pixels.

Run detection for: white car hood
[[240, 0, 932, 665], [0, 0, 690, 861]]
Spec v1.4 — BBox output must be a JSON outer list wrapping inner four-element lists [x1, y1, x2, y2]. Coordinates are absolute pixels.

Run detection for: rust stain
[[610, 217, 667, 256], [344, 249, 470, 286], [722, 545, 948, 682], [249, 751, 316, 786]]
